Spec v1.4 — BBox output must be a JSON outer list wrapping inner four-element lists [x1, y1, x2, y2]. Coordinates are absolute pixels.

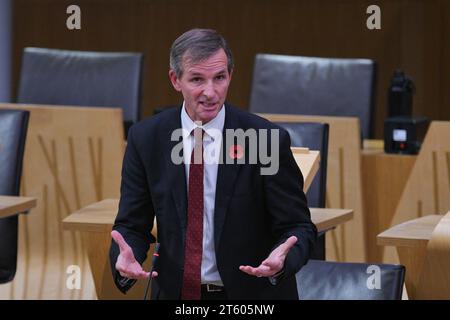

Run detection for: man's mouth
[[199, 101, 217, 109]]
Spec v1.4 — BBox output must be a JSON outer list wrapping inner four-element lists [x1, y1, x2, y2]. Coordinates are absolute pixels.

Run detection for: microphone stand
[[143, 243, 160, 300]]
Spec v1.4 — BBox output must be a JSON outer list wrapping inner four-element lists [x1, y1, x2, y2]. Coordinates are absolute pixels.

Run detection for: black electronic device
[[384, 116, 429, 154], [388, 70, 415, 117]]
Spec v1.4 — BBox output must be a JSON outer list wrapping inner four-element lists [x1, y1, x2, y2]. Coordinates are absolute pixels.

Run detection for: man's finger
[[111, 230, 130, 252], [118, 270, 150, 280], [151, 271, 158, 278], [239, 265, 271, 277], [137, 271, 150, 279], [278, 236, 298, 254]]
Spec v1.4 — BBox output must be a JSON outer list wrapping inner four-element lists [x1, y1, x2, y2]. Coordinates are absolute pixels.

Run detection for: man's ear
[[169, 69, 182, 92]]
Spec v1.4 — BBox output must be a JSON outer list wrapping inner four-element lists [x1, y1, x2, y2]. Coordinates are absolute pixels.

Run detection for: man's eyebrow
[[187, 69, 227, 77]]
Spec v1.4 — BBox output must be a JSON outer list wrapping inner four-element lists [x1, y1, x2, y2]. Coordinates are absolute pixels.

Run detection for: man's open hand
[[239, 236, 298, 277], [111, 230, 152, 279]]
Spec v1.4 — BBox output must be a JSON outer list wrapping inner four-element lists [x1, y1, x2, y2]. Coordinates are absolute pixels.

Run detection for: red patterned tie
[[181, 128, 204, 300]]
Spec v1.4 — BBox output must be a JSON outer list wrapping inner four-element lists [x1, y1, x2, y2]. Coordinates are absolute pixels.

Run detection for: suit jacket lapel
[[214, 104, 241, 252], [162, 106, 188, 232]]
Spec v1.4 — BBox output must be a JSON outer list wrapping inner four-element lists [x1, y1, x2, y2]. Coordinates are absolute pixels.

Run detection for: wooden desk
[[63, 199, 156, 235], [310, 208, 353, 233], [63, 199, 351, 236], [377, 215, 441, 248], [63, 199, 353, 299], [62, 199, 156, 299], [361, 147, 417, 262], [0, 196, 37, 218], [378, 211, 450, 299]]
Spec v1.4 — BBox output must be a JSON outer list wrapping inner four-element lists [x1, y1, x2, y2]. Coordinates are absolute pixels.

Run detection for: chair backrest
[[0, 109, 30, 283], [17, 47, 143, 137], [250, 54, 377, 139], [296, 259, 405, 300], [276, 122, 329, 208]]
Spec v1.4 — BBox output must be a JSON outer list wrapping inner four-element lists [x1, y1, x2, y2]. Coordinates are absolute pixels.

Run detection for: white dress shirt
[[181, 102, 225, 285]]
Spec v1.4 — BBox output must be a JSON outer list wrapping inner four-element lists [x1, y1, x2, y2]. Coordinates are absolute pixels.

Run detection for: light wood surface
[[378, 211, 450, 299], [361, 149, 417, 262], [310, 208, 353, 233], [0, 103, 125, 300], [62, 199, 120, 233], [63, 199, 157, 235], [260, 113, 365, 262], [0, 196, 37, 218], [381, 121, 450, 264], [63, 199, 351, 234], [291, 147, 320, 193], [416, 211, 450, 299], [362, 139, 384, 150], [377, 215, 442, 248]]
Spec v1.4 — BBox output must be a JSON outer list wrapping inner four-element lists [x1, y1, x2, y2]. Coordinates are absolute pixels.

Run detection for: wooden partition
[[378, 210, 450, 299], [361, 149, 416, 262], [259, 113, 365, 262], [381, 121, 450, 264], [291, 147, 320, 193], [0, 103, 126, 299]]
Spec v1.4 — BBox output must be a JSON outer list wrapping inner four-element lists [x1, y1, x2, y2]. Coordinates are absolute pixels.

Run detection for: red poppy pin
[[229, 144, 244, 159]]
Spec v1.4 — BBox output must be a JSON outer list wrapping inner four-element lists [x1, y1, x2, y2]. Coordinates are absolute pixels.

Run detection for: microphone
[[143, 243, 160, 300]]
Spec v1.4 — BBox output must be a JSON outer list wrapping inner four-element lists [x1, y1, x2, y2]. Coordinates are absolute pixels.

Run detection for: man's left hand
[[239, 236, 298, 277]]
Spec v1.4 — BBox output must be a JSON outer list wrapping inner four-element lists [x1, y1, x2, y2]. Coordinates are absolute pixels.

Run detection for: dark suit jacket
[[109, 104, 317, 299]]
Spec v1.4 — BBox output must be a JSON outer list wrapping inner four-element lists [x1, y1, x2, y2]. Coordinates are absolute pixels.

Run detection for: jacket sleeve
[[264, 128, 318, 283], [109, 125, 156, 294]]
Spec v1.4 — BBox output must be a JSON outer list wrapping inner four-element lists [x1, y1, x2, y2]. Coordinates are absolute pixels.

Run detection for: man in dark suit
[[109, 28, 317, 300]]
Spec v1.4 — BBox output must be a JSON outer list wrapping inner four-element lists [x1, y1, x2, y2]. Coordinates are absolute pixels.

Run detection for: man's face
[[169, 48, 232, 124]]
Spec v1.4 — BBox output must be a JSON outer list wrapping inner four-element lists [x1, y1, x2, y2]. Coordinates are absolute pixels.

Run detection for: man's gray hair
[[170, 28, 234, 78]]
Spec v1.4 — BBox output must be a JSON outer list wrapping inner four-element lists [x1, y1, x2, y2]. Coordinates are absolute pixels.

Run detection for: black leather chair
[[276, 122, 329, 260], [250, 54, 377, 139], [276, 122, 328, 208], [0, 109, 30, 283], [296, 259, 405, 300], [17, 47, 143, 138]]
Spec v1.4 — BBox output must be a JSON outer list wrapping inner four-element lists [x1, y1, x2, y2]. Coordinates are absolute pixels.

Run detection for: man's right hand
[[111, 230, 150, 279]]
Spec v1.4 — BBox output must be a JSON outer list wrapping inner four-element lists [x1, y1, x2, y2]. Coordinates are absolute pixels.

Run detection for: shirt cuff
[[268, 268, 285, 286]]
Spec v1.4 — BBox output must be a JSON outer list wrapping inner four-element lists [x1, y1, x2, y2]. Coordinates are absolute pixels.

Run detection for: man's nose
[[202, 81, 215, 98]]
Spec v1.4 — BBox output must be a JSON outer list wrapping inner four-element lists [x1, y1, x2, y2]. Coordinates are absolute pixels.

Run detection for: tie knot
[[191, 127, 204, 145]]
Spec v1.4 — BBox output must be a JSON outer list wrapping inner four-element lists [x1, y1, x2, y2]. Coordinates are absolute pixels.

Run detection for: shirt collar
[[181, 102, 225, 141]]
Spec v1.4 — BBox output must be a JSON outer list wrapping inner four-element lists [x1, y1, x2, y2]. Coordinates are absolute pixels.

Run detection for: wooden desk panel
[[361, 149, 416, 262], [63, 199, 350, 234], [378, 212, 450, 299], [0, 103, 125, 300], [381, 122, 450, 264], [0, 196, 36, 218]]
